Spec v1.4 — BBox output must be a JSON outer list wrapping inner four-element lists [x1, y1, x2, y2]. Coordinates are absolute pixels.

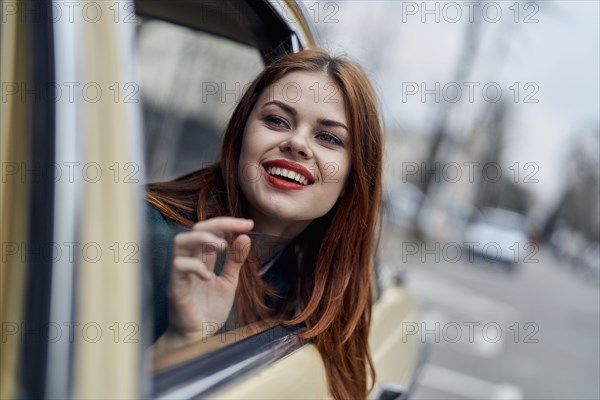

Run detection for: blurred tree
[[549, 122, 600, 242]]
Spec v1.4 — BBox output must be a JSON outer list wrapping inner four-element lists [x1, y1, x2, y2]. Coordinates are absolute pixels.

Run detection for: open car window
[[136, 17, 264, 182], [133, 3, 308, 391]]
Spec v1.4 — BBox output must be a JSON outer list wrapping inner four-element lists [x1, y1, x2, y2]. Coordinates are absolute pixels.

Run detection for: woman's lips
[[262, 159, 315, 182], [262, 168, 310, 190]]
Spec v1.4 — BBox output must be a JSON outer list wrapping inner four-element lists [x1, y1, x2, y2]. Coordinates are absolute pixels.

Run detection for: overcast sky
[[304, 0, 600, 209]]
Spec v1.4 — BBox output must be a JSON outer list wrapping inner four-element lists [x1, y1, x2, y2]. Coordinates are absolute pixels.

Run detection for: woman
[[146, 49, 383, 399]]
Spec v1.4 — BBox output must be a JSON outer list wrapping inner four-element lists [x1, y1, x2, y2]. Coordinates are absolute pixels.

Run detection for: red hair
[[147, 49, 383, 399]]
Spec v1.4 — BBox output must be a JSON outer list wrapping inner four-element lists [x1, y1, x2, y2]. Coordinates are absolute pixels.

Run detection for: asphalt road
[[381, 234, 600, 400]]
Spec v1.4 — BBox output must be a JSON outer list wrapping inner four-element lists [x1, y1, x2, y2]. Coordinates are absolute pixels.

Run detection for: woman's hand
[[156, 217, 253, 353]]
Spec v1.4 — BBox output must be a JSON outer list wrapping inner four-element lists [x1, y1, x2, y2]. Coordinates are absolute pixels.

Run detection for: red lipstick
[[263, 159, 315, 181], [262, 159, 315, 191]]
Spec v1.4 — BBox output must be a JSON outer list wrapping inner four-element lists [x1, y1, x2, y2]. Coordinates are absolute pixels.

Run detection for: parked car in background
[[0, 0, 423, 399], [462, 207, 529, 268], [418, 199, 477, 244]]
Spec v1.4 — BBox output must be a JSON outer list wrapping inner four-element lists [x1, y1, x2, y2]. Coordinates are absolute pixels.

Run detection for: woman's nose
[[279, 131, 313, 159]]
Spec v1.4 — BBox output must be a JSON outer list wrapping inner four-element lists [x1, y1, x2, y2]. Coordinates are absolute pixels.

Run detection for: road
[[381, 232, 600, 400]]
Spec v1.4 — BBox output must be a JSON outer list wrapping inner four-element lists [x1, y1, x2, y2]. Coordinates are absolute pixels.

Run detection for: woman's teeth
[[266, 166, 309, 185]]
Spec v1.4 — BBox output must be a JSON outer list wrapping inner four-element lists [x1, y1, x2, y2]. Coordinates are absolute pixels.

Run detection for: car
[[0, 0, 424, 399], [461, 207, 529, 268]]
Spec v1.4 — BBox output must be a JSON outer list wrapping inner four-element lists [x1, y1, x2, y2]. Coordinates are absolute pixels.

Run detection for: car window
[[129, 0, 330, 396], [133, 14, 290, 371], [135, 17, 264, 182]]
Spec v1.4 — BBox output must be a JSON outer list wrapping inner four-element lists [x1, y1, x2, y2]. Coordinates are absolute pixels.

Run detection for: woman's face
[[238, 71, 351, 238]]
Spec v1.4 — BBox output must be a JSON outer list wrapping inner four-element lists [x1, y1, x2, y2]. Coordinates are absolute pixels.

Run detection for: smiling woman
[[145, 49, 383, 400], [239, 70, 351, 238]]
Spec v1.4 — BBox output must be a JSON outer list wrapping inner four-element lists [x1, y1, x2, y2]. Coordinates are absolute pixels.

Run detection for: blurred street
[[381, 231, 600, 400]]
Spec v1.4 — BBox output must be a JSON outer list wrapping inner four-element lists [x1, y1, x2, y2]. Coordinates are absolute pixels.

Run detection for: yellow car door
[[1, 1, 423, 399]]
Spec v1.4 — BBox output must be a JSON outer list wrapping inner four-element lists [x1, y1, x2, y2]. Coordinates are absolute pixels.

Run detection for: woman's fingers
[[220, 234, 252, 284], [172, 256, 213, 280], [174, 218, 254, 256], [172, 217, 254, 279], [166, 218, 254, 340], [173, 230, 226, 257], [192, 217, 254, 236]]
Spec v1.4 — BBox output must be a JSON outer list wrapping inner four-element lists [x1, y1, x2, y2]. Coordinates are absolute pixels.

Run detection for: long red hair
[[147, 49, 383, 399]]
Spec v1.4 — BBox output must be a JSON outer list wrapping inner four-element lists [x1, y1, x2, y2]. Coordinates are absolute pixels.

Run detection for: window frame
[[153, 324, 306, 398], [137, 0, 323, 396]]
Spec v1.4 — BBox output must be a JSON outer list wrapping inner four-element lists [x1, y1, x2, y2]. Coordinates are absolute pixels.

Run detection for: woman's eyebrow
[[263, 100, 297, 116], [263, 100, 348, 132], [317, 118, 348, 132]]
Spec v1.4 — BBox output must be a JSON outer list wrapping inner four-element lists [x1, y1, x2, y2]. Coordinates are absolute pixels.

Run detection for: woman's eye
[[264, 115, 289, 128], [316, 132, 343, 146]]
